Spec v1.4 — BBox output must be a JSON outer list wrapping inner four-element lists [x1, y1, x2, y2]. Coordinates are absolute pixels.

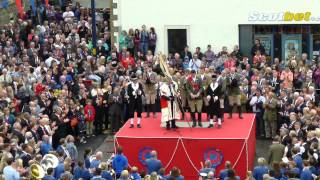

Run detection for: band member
[[186, 70, 203, 127], [143, 66, 157, 118], [226, 67, 243, 119], [206, 75, 222, 128], [160, 78, 180, 130], [198, 66, 211, 120], [263, 92, 278, 138], [177, 69, 190, 120], [108, 87, 122, 134], [127, 74, 144, 128], [217, 70, 227, 121]]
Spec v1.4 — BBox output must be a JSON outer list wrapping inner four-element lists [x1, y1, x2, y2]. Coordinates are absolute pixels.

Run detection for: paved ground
[[77, 134, 272, 167]]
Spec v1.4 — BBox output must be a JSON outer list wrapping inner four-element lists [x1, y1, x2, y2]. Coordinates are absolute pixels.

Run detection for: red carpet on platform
[[115, 113, 256, 180]]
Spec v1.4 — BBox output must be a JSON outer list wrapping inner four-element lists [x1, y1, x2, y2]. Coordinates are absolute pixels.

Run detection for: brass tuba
[[40, 154, 59, 172], [29, 163, 45, 179]]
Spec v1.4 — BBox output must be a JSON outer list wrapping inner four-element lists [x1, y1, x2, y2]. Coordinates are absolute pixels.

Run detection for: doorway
[[165, 25, 190, 55]]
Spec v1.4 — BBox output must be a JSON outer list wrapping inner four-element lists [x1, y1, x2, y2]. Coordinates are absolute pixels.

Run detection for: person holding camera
[[226, 67, 243, 119], [186, 70, 203, 127]]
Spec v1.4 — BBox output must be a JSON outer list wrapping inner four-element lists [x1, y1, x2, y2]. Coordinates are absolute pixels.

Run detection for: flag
[[1, 0, 9, 9], [29, 0, 36, 15], [15, 0, 24, 18], [45, 0, 49, 7]]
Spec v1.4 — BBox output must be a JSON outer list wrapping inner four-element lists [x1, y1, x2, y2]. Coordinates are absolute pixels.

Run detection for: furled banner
[[15, 0, 24, 18], [29, 0, 36, 15]]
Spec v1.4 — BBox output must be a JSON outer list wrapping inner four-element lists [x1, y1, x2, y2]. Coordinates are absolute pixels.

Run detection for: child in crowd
[[84, 99, 96, 137]]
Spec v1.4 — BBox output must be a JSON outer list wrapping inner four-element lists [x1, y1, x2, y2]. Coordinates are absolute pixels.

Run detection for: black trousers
[[110, 114, 121, 133], [255, 111, 264, 136], [128, 100, 142, 118]]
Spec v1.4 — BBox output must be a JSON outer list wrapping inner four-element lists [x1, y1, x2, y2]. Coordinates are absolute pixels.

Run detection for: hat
[[130, 74, 138, 81]]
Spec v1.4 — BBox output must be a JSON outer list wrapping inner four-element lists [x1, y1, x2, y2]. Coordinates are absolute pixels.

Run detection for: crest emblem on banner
[[138, 147, 155, 165], [204, 148, 224, 168]]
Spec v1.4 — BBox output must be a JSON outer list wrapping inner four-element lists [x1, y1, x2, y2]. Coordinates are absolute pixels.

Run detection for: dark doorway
[[167, 29, 187, 54]]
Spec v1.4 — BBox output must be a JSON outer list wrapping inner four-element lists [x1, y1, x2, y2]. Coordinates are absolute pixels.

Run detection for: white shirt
[[63, 11, 74, 19], [249, 95, 266, 112], [3, 166, 20, 180], [188, 59, 201, 72]]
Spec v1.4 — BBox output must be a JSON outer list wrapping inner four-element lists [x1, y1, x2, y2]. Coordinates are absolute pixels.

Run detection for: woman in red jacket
[[121, 51, 135, 70]]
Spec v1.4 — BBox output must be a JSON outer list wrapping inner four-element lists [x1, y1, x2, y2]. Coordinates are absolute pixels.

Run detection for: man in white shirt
[[62, 7, 74, 20], [188, 54, 202, 72], [250, 89, 266, 137]]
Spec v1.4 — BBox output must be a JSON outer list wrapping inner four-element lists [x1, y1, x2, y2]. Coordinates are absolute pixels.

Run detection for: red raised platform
[[115, 113, 256, 179]]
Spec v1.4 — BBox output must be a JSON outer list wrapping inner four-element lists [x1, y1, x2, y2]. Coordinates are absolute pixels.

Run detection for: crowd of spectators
[[0, 0, 320, 179]]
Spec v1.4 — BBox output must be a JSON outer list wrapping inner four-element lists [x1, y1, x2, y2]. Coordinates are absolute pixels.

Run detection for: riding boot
[[198, 112, 202, 127], [191, 112, 196, 127], [220, 108, 225, 122], [166, 121, 171, 130], [145, 105, 150, 118], [228, 106, 233, 119], [181, 112, 185, 120], [171, 120, 178, 129], [152, 104, 157, 118], [238, 106, 243, 119]]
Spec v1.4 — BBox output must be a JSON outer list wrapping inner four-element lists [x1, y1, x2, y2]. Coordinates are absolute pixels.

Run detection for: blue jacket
[[54, 163, 65, 179], [300, 168, 313, 180], [40, 142, 53, 155], [219, 169, 229, 180], [84, 156, 90, 169], [253, 165, 269, 180], [112, 154, 128, 175], [145, 158, 162, 174], [73, 166, 91, 180], [101, 170, 114, 180], [90, 159, 101, 169], [43, 175, 56, 180], [293, 154, 303, 171], [291, 167, 300, 176]]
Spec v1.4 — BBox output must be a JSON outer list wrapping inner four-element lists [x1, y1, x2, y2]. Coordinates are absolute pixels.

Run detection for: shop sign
[[248, 11, 320, 22]]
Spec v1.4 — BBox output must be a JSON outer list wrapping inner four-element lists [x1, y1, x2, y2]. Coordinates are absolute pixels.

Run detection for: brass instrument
[[29, 163, 45, 179], [40, 154, 59, 172]]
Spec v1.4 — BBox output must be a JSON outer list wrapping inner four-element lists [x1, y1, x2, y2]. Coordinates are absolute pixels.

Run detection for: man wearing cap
[[206, 74, 223, 128], [186, 70, 203, 127], [143, 66, 158, 118], [127, 74, 144, 128], [226, 67, 243, 119]]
